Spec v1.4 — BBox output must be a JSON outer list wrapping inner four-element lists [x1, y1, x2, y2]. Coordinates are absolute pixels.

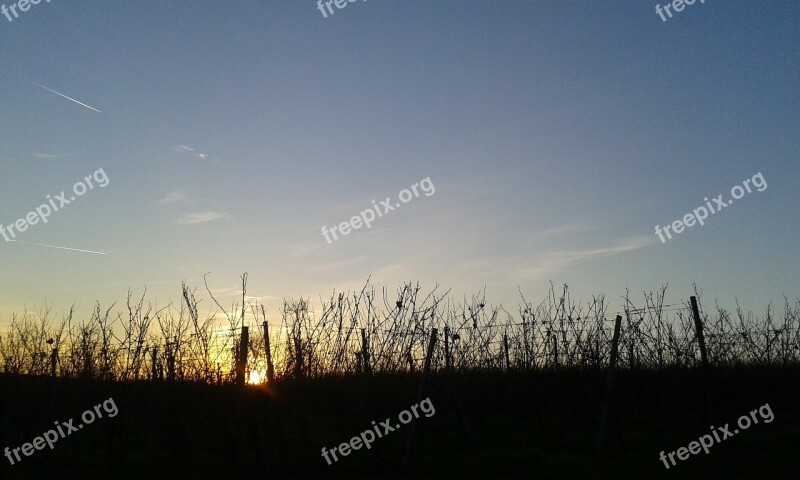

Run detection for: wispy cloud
[[175, 145, 216, 161], [176, 212, 229, 225], [8, 240, 109, 255], [29, 81, 101, 113], [204, 287, 275, 302], [511, 235, 655, 278], [547, 236, 654, 263], [246, 295, 275, 301], [439, 235, 655, 281], [209, 285, 244, 296], [537, 221, 599, 238], [154, 190, 190, 206], [31, 153, 70, 160]]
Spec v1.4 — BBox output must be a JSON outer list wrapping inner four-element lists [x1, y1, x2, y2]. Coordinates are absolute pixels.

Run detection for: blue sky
[[0, 0, 798, 323]]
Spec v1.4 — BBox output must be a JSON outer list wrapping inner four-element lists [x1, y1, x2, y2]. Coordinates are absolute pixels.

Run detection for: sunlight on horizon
[[247, 370, 264, 384]]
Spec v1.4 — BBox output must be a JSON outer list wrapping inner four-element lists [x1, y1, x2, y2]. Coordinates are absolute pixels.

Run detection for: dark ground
[[0, 367, 797, 479]]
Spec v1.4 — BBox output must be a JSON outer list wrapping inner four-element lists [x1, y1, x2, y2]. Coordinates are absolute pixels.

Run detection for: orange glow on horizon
[[247, 370, 265, 384]]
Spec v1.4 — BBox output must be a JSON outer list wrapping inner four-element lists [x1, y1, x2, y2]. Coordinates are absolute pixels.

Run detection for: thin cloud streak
[[537, 221, 599, 238], [175, 145, 215, 161], [155, 190, 189, 205], [512, 236, 655, 278], [8, 240, 109, 255], [29, 81, 101, 113], [31, 153, 70, 159], [547, 236, 655, 263], [440, 236, 654, 281], [176, 212, 228, 224]]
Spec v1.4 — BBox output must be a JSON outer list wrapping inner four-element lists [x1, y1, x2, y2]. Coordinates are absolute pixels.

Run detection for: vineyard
[[2, 275, 798, 383]]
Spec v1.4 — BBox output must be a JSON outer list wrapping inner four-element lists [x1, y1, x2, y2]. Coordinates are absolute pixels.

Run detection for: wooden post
[[166, 340, 176, 381], [355, 352, 362, 375], [552, 333, 559, 369], [403, 328, 438, 470], [522, 319, 530, 369], [503, 334, 511, 371], [82, 334, 92, 378], [444, 326, 451, 372], [628, 343, 635, 369], [690, 296, 710, 421], [690, 296, 708, 370], [151, 346, 158, 381], [236, 326, 249, 387], [50, 348, 57, 377], [293, 334, 304, 380], [596, 315, 622, 456], [262, 322, 274, 383], [361, 328, 372, 376]]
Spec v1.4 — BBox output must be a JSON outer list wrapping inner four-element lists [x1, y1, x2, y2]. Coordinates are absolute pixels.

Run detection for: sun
[[247, 370, 264, 384]]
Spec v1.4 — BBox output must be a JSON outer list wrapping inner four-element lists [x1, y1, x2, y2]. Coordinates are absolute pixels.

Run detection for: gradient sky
[[1, 0, 798, 325]]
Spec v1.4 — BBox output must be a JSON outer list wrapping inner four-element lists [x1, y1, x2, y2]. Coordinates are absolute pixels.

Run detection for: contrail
[[8, 240, 108, 255], [29, 81, 101, 113]]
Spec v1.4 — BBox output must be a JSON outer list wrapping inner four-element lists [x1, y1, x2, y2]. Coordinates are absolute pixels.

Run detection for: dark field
[[1, 366, 797, 479], [2, 284, 797, 478]]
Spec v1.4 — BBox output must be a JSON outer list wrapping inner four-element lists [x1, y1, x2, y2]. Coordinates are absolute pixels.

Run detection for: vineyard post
[[166, 339, 176, 381], [553, 334, 559, 369], [151, 346, 158, 381], [503, 334, 511, 371], [596, 314, 622, 456], [403, 327, 438, 470], [50, 347, 57, 377], [690, 296, 710, 421], [690, 296, 708, 370], [236, 326, 249, 387], [522, 318, 530, 368], [444, 326, 451, 372], [361, 328, 372, 376], [262, 321, 274, 383]]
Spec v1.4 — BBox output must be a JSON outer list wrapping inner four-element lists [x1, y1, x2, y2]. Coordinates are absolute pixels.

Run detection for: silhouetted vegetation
[[1, 277, 798, 382], [2, 278, 799, 478]]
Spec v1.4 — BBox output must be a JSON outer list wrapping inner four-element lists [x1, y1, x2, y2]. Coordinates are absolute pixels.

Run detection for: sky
[[0, 0, 798, 326]]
